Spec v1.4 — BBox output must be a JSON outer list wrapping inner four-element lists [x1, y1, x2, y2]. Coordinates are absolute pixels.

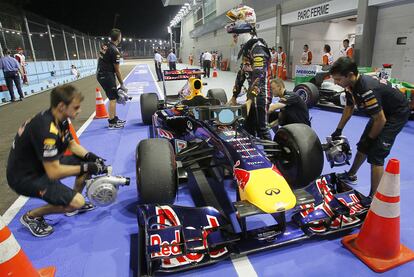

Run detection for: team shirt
[[279, 91, 311, 126], [97, 42, 121, 73], [346, 75, 409, 118], [7, 109, 73, 184]]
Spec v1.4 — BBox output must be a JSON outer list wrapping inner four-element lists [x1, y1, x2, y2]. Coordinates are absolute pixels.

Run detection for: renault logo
[[265, 188, 280, 196]]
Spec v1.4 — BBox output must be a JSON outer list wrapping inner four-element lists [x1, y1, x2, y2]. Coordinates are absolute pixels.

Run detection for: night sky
[[5, 0, 181, 39]]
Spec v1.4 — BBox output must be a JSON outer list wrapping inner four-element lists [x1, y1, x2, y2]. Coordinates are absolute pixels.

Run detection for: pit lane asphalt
[[0, 63, 135, 215]]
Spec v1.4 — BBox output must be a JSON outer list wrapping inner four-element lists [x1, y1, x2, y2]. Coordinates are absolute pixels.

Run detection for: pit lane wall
[[179, 0, 414, 83], [0, 59, 97, 103]]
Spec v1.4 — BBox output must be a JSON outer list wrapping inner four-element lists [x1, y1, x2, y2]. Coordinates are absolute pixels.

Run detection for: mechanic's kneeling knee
[[66, 193, 85, 211]]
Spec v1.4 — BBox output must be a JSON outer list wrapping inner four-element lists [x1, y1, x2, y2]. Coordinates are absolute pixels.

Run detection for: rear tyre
[[140, 93, 159, 125], [136, 138, 177, 204], [207, 88, 228, 105], [293, 82, 319, 108], [274, 123, 324, 189]]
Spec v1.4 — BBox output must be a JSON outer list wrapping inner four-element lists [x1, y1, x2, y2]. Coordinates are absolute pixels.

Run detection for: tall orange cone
[[342, 158, 414, 272], [95, 88, 108, 119], [0, 215, 56, 277], [64, 118, 80, 156], [212, 66, 218, 78]]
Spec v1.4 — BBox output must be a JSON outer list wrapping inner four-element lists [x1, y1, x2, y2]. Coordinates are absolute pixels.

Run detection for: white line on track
[[2, 64, 138, 225], [147, 64, 163, 99], [231, 256, 258, 277]]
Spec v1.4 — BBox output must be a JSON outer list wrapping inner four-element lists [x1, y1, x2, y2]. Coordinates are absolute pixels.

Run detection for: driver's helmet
[[225, 5, 256, 34]]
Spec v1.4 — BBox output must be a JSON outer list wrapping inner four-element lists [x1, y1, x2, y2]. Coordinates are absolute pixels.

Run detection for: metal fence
[[0, 4, 171, 61]]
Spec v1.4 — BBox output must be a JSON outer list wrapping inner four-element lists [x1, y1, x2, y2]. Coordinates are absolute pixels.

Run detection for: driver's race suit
[[232, 38, 272, 140]]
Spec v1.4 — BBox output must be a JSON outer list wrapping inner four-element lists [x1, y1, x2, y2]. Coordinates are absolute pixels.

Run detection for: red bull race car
[[135, 72, 371, 276]]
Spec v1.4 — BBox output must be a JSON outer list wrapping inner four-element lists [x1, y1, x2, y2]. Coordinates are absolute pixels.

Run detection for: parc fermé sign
[[282, 0, 358, 25]]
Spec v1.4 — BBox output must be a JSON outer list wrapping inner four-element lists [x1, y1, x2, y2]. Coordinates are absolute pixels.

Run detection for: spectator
[[167, 49, 177, 70], [202, 51, 212, 78], [330, 57, 410, 196], [189, 53, 193, 65], [276, 46, 287, 80], [71, 65, 80, 79], [268, 78, 310, 131], [300, 44, 313, 65], [6, 84, 107, 237], [14, 47, 29, 85], [96, 28, 127, 129], [0, 48, 24, 102], [154, 50, 163, 81], [340, 39, 353, 59], [322, 44, 334, 66]]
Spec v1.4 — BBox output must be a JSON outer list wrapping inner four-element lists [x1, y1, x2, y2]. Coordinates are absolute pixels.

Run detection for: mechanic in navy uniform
[[226, 5, 272, 140], [96, 28, 127, 129], [330, 57, 410, 196], [6, 85, 107, 237], [268, 78, 310, 130]]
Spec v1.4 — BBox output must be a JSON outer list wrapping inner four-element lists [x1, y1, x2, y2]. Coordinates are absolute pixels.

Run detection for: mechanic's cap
[[16, 47, 23, 51]]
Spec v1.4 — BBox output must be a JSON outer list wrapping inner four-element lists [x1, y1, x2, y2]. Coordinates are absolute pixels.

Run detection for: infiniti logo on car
[[265, 188, 280, 196]]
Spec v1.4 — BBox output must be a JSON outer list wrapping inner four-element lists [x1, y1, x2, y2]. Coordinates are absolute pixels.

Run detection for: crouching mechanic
[[268, 78, 311, 130], [226, 5, 272, 140], [330, 57, 410, 196], [6, 84, 107, 237]]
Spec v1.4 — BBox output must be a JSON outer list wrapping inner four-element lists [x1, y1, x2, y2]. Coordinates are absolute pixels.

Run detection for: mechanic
[[6, 84, 107, 237], [0, 48, 24, 102], [154, 50, 163, 81], [322, 44, 334, 66], [270, 47, 277, 78], [96, 28, 127, 129], [340, 39, 353, 59], [202, 51, 212, 78], [268, 78, 311, 130], [330, 57, 410, 197], [276, 46, 287, 80], [14, 47, 29, 85], [300, 44, 313, 65], [226, 5, 272, 140]]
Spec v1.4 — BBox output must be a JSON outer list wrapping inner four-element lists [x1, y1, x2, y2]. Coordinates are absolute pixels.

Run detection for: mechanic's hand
[[80, 162, 108, 175], [84, 152, 106, 165], [120, 84, 128, 92], [331, 128, 343, 140], [357, 136, 375, 154], [227, 97, 237, 106]]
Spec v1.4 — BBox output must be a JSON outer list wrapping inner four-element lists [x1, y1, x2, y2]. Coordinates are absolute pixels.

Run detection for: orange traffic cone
[[64, 118, 80, 156], [212, 66, 218, 78], [0, 215, 56, 277], [95, 88, 109, 119], [342, 158, 414, 272]]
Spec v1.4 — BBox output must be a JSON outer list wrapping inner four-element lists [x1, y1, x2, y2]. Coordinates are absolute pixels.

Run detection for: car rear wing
[[163, 69, 204, 81]]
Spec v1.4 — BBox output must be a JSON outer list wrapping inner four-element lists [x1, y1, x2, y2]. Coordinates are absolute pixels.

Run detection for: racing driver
[[226, 5, 272, 140]]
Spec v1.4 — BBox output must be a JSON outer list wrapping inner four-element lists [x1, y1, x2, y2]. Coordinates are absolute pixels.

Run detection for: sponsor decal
[[233, 160, 250, 190], [175, 139, 187, 153], [150, 206, 228, 268], [265, 188, 281, 196], [43, 143, 58, 157], [158, 128, 174, 139], [43, 138, 56, 146], [49, 122, 58, 135], [186, 121, 193, 130]]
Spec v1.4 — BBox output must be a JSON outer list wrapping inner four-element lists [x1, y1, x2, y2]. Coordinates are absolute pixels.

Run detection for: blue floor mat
[[7, 63, 414, 276]]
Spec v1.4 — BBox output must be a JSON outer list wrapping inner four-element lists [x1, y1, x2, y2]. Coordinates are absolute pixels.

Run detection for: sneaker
[[20, 213, 54, 237], [336, 171, 357, 185], [114, 116, 126, 124], [108, 119, 125, 129], [65, 202, 96, 217]]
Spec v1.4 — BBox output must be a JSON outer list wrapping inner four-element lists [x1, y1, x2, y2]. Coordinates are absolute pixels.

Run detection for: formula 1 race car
[[135, 81, 371, 275], [294, 71, 414, 119]]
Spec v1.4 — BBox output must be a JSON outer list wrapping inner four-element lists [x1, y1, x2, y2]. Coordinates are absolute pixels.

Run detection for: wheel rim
[[295, 88, 309, 103]]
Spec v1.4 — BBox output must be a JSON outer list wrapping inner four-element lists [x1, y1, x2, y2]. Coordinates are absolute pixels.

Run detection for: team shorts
[[9, 155, 83, 206], [97, 71, 118, 100], [359, 113, 409, 166]]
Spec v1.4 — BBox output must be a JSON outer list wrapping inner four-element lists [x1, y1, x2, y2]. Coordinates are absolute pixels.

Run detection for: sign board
[[295, 65, 322, 77], [282, 0, 358, 25]]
